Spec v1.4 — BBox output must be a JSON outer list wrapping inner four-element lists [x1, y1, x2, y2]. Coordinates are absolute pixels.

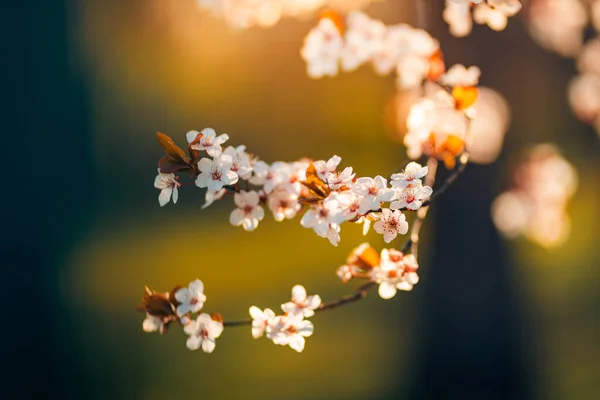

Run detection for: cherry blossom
[[281, 285, 322, 318], [390, 162, 428, 189], [142, 314, 165, 334], [301, 197, 340, 236], [195, 154, 239, 191], [249, 306, 276, 339], [371, 250, 420, 299], [229, 190, 265, 231], [373, 208, 408, 243], [440, 64, 481, 88], [324, 166, 355, 190], [329, 191, 363, 222], [300, 18, 343, 79], [314, 155, 342, 181], [187, 128, 230, 157], [223, 145, 253, 180], [183, 313, 224, 353], [174, 279, 207, 316], [154, 169, 181, 207], [391, 185, 433, 211], [268, 187, 301, 221], [267, 314, 314, 353], [352, 176, 395, 213]]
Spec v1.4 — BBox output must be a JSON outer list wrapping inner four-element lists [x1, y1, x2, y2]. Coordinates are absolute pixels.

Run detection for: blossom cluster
[[196, 0, 381, 29], [491, 144, 578, 248], [337, 243, 420, 299], [403, 64, 481, 168], [138, 279, 225, 353], [569, 37, 600, 138], [301, 11, 444, 89], [250, 285, 321, 352], [443, 0, 522, 37], [153, 129, 434, 246]]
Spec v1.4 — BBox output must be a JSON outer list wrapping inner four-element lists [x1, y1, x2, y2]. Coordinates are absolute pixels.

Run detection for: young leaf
[[157, 132, 191, 165]]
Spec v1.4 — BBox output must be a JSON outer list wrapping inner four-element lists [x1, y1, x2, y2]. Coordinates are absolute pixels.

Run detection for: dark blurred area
[[4, 0, 600, 399]]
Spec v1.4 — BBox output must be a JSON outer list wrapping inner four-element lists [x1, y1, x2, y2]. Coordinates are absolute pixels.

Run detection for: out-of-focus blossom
[[444, 0, 521, 37], [300, 18, 344, 79], [440, 64, 481, 88], [249, 306, 276, 339], [492, 144, 578, 248], [568, 74, 600, 125], [527, 0, 588, 57], [370, 249, 419, 298], [229, 190, 265, 231], [202, 188, 227, 209], [268, 187, 301, 221]]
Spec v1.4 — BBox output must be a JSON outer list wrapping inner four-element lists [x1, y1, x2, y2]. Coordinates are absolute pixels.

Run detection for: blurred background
[[4, 0, 600, 399]]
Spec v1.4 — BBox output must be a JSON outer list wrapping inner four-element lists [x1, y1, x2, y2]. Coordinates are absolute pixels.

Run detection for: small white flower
[[202, 188, 226, 210], [175, 279, 207, 316], [390, 162, 429, 188], [229, 190, 265, 231], [195, 154, 239, 191], [326, 191, 362, 223], [268, 187, 301, 221], [352, 176, 395, 213], [142, 314, 165, 334], [371, 252, 420, 299], [154, 169, 181, 207], [325, 166, 355, 190], [183, 313, 224, 353], [373, 208, 409, 243], [249, 306, 276, 339], [281, 285, 322, 318], [267, 314, 314, 353], [336, 265, 353, 283], [187, 128, 229, 157], [390, 185, 433, 211], [223, 145, 253, 180], [301, 197, 340, 236], [314, 155, 342, 181]]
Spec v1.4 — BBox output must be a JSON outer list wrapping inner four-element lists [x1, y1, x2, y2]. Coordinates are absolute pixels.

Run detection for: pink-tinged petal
[[297, 320, 314, 337], [233, 192, 245, 208], [249, 306, 263, 320], [383, 231, 397, 243], [246, 190, 260, 206], [197, 313, 213, 325], [218, 154, 234, 168], [200, 127, 216, 138], [201, 338, 216, 353], [396, 281, 414, 292], [373, 220, 385, 235], [305, 295, 321, 310], [206, 146, 223, 157], [291, 285, 307, 302], [252, 325, 264, 339], [142, 316, 160, 333], [362, 218, 371, 235], [158, 188, 172, 207], [398, 220, 409, 235], [405, 272, 419, 285], [419, 186, 433, 199], [390, 200, 407, 210], [208, 320, 224, 338], [378, 282, 397, 299], [224, 170, 239, 185], [303, 309, 316, 318], [186, 130, 200, 143], [264, 308, 276, 319], [229, 209, 245, 227], [183, 320, 198, 335], [188, 279, 204, 294], [252, 206, 265, 221], [172, 187, 179, 204], [214, 133, 230, 145], [175, 288, 188, 303], [289, 335, 306, 353], [242, 217, 259, 231], [195, 174, 211, 189], [281, 302, 296, 314], [197, 158, 213, 173], [186, 335, 202, 350], [373, 175, 387, 188]]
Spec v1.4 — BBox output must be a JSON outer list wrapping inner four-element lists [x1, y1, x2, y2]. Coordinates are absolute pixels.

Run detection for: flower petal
[[291, 285, 307, 303]]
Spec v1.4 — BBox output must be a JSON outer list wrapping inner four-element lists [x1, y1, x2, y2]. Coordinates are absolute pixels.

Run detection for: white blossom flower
[[175, 279, 207, 316], [443, 0, 473, 37], [301, 18, 343, 79], [281, 285, 322, 318], [440, 64, 481, 87], [248, 160, 270, 186], [202, 188, 226, 209], [186, 128, 229, 157], [223, 145, 253, 180], [336, 264, 353, 282], [229, 190, 265, 231], [390, 162, 428, 188], [329, 191, 363, 222], [325, 166, 355, 190], [473, 0, 521, 32], [319, 222, 341, 246], [183, 313, 224, 353], [249, 306, 276, 339], [314, 155, 342, 181], [195, 154, 239, 191], [373, 208, 409, 243], [390, 185, 433, 211], [268, 187, 301, 221], [267, 314, 314, 352], [142, 314, 165, 334], [301, 196, 340, 236], [352, 175, 395, 213], [371, 251, 419, 299], [154, 169, 181, 207]]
